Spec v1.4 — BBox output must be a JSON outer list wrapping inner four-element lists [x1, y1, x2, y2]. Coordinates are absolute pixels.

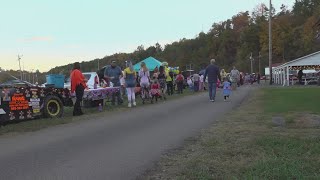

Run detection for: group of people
[[186, 73, 205, 92], [70, 58, 245, 116], [70, 60, 187, 116]]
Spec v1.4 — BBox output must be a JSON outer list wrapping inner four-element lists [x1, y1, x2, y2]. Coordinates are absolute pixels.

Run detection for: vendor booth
[[133, 57, 162, 72]]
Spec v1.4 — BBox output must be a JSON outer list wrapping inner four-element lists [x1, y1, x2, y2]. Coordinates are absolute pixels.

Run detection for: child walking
[[222, 78, 231, 102], [150, 78, 161, 103]]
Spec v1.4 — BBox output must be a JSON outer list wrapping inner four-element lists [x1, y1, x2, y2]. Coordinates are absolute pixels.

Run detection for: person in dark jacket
[[298, 69, 303, 85], [204, 59, 221, 102]]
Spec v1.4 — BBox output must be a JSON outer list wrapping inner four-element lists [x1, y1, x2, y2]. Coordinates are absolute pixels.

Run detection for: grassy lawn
[[0, 90, 196, 136], [142, 87, 320, 179], [264, 88, 320, 114]]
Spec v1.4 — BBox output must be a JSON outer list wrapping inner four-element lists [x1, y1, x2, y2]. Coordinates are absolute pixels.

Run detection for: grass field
[[142, 87, 320, 179], [0, 90, 195, 136]]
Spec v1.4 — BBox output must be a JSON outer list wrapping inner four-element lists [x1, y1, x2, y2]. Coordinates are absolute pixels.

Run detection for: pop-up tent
[[133, 57, 162, 71]]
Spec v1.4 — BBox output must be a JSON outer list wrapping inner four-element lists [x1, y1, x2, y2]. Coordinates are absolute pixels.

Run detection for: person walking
[[175, 71, 185, 94], [104, 60, 123, 105], [204, 59, 221, 102], [199, 73, 204, 91], [166, 71, 174, 96], [70, 62, 88, 116], [120, 71, 126, 97], [158, 66, 167, 100], [193, 73, 200, 92], [222, 77, 231, 102], [123, 61, 137, 108], [257, 73, 261, 84], [139, 62, 150, 99], [230, 66, 240, 89], [298, 69, 303, 85], [240, 73, 244, 85]]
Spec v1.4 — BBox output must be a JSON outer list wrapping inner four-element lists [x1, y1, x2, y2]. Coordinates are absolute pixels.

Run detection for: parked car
[[64, 72, 100, 90], [0, 79, 34, 88]]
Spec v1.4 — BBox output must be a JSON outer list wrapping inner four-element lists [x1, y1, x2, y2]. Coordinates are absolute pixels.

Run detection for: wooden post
[[287, 66, 290, 86]]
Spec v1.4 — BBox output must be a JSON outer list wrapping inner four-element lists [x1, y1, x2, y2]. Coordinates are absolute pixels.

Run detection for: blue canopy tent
[[133, 57, 162, 72]]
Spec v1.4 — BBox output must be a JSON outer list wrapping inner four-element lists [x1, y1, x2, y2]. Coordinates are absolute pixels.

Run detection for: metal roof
[[275, 51, 320, 69]]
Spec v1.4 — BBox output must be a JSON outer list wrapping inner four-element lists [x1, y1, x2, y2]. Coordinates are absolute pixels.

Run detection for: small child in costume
[[150, 79, 161, 102], [217, 78, 221, 89], [222, 77, 231, 101]]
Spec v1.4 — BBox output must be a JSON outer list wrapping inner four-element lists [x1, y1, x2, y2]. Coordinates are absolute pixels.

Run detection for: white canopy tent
[[272, 51, 320, 86]]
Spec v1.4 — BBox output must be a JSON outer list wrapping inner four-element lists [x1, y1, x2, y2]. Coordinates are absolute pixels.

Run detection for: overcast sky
[[0, 0, 295, 71]]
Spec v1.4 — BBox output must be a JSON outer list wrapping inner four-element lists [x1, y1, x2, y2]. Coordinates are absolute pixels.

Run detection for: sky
[[0, 0, 295, 72]]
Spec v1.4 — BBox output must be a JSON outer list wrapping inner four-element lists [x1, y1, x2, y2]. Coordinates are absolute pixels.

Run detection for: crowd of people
[[69, 59, 262, 116]]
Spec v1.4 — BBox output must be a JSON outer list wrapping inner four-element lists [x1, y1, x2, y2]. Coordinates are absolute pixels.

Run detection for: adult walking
[[204, 59, 221, 102], [257, 73, 261, 84], [230, 66, 240, 89], [298, 69, 303, 85], [70, 62, 88, 116], [167, 71, 174, 95], [123, 61, 137, 108], [193, 73, 200, 92], [158, 66, 167, 100], [199, 73, 204, 91], [104, 60, 123, 105], [163, 62, 174, 96], [176, 71, 184, 94], [139, 62, 150, 99]]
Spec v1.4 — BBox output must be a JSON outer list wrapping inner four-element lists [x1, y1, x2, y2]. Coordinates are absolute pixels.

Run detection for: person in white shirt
[[199, 74, 204, 91], [139, 62, 150, 99], [192, 73, 200, 92], [187, 77, 193, 91], [120, 71, 125, 96]]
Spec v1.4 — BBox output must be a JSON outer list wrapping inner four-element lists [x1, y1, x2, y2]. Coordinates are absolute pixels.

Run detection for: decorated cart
[[0, 86, 73, 123]]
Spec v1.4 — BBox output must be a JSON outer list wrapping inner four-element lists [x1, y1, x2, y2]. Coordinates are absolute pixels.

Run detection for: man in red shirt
[[70, 62, 88, 116]]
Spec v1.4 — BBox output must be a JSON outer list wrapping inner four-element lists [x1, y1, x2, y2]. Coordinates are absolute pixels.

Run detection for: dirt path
[[0, 86, 252, 180]]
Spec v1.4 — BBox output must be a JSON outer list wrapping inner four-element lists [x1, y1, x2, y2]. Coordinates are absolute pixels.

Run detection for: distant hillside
[[48, 0, 320, 76]]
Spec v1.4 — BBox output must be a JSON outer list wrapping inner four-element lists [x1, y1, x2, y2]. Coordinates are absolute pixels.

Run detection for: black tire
[[43, 95, 64, 118]]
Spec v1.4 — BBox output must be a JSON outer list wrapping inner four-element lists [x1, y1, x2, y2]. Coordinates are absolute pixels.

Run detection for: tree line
[[2, 0, 320, 84]]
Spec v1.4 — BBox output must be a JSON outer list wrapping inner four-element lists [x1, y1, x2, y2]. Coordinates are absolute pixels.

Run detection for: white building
[[272, 51, 320, 86]]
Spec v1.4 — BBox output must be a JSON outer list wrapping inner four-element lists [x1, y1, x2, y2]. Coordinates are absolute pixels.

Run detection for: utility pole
[[23, 62, 25, 81], [36, 69, 39, 84], [259, 52, 261, 75], [98, 59, 100, 70], [269, 0, 273, 85], [250, 53, 254, 74], [18, 55, 23, 80]]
